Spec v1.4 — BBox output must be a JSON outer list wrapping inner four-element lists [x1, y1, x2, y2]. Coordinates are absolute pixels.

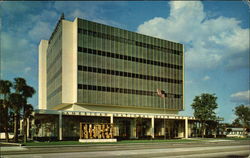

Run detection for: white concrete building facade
[[35, 15, 196, 140]]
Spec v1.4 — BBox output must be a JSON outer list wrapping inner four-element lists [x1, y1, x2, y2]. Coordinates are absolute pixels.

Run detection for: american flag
[[157, 89, 166, 98]]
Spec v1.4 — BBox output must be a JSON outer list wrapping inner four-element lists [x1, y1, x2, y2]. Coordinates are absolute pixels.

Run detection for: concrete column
[[185, 118, 188, 138], [178, 120, 184, 138], [31, 113, 35, 140], [163, 119, 166, 139], [151, 117, 155, 139], [110, 114, 114, 124], [27, 118, 30, 138], [130, 119, 136, 139], [59, 111, 62, 140]]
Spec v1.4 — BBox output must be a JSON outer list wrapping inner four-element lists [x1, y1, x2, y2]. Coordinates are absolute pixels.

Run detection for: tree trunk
[[201, 121, 205, 138], [23, 118, 27, 143], [4, 107, 9, 142], [3, 95, 9, 142], [14, 113, 19, 143]]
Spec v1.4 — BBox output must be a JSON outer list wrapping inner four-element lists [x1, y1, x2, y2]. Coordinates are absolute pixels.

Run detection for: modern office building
[[35, 15, 196, 140]]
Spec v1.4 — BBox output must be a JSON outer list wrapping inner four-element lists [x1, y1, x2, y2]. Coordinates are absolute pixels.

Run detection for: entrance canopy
[[34, 109, 195, 120]]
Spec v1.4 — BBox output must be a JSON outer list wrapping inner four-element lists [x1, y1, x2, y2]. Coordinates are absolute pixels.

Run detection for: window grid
[[77, 19, 183, 110]]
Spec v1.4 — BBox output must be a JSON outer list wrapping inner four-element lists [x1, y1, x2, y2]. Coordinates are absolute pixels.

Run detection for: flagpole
[[157, 89, 167, 140], [164, 97, 166, 140]]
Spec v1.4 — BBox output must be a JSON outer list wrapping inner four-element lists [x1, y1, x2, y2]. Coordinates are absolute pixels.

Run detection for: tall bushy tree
[[22, 85, 35, 143], [233, 105, 250, 136], [0, 80, 12, 142], [0, 78, 35, 143], [9, 93, 25, 142], [191, 93, 218, 138], [12, 77, 35, 143]]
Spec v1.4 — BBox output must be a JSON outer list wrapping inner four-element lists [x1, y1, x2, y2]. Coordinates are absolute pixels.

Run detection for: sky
[[1, 1, 249, 123]]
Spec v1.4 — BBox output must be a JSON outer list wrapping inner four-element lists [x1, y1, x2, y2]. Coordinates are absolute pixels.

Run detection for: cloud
[[1, 2, 29, 14], [68, 9, 88, 20], [137, 1, 249, 70], [202, 76, 210, 81], [28, 21, 53, 41], [24, 67, 32, 74], [54, 2, 122, 28], [1, 32, 36, 76], [230, 90, 250, 104], [54, 1, 102, 20]]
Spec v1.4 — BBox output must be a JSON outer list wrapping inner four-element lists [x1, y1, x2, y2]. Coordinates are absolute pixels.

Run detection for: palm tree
[[0, 80, 12, 142], [12, 78, 27, 142], [23, 104, 34, 143], [9, 93, 25, 142], [22, 85, 35, 143], [22, 86, 35, 143], [12, 78, 35, 143], [13, 78, 27, 94]]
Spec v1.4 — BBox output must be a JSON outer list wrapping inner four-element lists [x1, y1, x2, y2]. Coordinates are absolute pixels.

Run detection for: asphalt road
[[1, 140, 250, 158]]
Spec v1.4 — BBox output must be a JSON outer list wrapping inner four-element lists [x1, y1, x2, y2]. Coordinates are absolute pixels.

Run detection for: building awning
[[34, 109, 196, 120]]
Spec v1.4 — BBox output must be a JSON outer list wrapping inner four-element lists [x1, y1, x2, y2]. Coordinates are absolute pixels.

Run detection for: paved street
[[1, 140, 250, 158]]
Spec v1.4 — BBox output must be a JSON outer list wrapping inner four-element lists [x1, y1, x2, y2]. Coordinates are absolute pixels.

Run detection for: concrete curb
[[0, 142, 22, 147]]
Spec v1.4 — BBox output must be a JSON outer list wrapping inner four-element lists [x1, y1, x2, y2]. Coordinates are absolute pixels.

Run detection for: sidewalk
[[1, 146, 28, 152]]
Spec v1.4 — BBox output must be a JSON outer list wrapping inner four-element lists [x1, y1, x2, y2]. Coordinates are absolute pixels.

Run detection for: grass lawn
[[218, 137, 250, 141], [23, 137, 250, 146], [23, 139, 197, 146]]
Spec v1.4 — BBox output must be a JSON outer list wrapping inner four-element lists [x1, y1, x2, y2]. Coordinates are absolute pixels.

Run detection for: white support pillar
[[151, 117, 155, 139], [27, 118, 30, 138], [31, 114, 35, 140], [163, 118, 166, 139], [130, 119, 136, 139], [59, 111, 62, 140], [110, 114, 114, 124], [185, 117, 188, 139]]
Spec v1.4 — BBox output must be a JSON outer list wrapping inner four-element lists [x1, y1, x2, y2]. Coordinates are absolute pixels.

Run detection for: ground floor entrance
[[32, 110, 197, 141]]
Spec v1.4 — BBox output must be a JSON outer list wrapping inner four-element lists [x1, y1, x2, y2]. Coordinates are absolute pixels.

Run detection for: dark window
[[78, 84, 82, 89], [78, 47, 82, 52], [124, 72, 128, 76], [83, 85, 88, 89], [78, 84, 181, 98], [78, 28, 82, 34], [98, 68, 102, 73], [78, 46, 182, 70], [83, 66, 88, 71], [81, 48, 86, 52], [106, 52, 111, 57], [87, 49, 92, 54], [78, 65, 82, 70], [101, 87, 106, 91], [120, 55, 124, 59], [90, 67, 97, 72]]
